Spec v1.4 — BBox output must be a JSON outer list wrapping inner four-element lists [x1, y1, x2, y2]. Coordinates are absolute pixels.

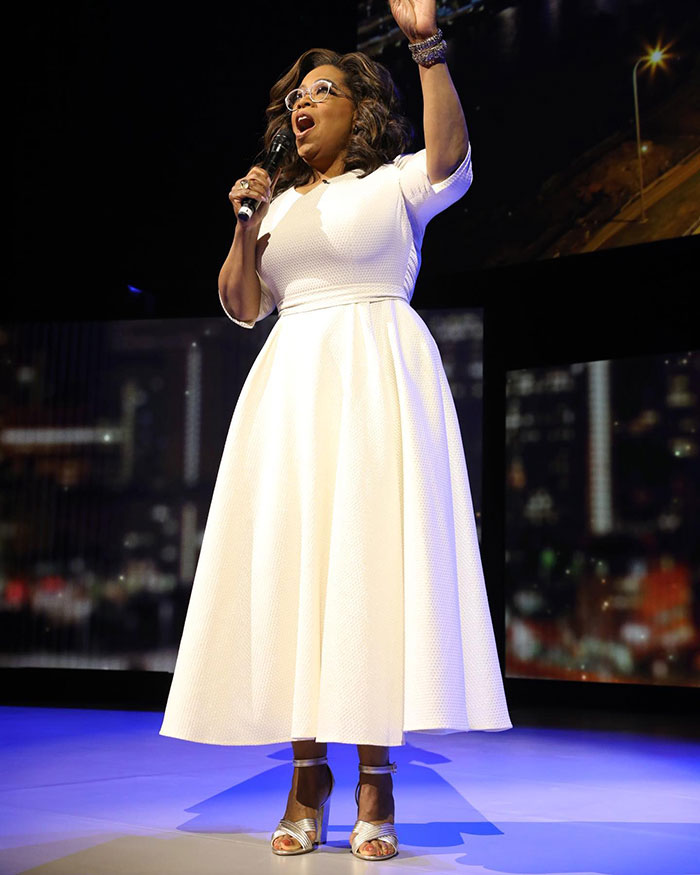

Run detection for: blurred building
[[505, 349, 700, 686]]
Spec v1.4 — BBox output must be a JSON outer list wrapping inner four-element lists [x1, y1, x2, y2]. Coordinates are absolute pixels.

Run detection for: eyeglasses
[[284, 79, 352, 112]]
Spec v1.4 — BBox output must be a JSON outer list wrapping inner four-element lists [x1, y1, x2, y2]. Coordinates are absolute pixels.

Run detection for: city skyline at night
[[505, 349, 699, 687]]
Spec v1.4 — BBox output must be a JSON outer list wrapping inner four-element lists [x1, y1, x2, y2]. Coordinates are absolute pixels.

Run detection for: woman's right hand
[[229, 166, 277, 231]]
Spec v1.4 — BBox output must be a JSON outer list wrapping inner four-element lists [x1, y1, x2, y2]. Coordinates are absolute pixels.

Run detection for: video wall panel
[[505, 349, 700, 687]]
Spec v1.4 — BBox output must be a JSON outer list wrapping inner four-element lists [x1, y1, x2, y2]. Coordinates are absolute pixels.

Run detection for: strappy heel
[[270, 755, 334, 856], [350, 761, 399, 861]]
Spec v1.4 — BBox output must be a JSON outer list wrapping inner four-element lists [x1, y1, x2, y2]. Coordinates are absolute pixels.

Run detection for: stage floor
[[0, 705, 698, 874]]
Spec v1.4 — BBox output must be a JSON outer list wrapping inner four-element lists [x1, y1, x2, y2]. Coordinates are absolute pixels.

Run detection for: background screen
[[0, 310, 484, 671], [359, 0, 699, 273], [505, 349, 700, 687]]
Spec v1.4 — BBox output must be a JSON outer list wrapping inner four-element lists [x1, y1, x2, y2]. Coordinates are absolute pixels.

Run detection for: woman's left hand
[[388, 0, 438, 43]]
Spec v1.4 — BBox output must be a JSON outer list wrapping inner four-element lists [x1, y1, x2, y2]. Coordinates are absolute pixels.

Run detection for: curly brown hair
[[257, 48, 413, 196]]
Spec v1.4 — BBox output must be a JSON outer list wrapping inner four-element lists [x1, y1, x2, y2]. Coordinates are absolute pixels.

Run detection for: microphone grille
[[271, 126, 294, 153]]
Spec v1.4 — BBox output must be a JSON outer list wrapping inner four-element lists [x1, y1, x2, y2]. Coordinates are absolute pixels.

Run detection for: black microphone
[[237, 127, 295, 222]]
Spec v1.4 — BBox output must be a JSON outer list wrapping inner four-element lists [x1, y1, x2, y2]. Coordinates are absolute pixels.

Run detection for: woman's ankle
[[292, 740, 327, 762], [356, 774, 394, 822]]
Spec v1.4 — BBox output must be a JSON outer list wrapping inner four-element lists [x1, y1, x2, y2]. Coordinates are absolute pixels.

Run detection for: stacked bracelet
[[408, 28, 447, 67]]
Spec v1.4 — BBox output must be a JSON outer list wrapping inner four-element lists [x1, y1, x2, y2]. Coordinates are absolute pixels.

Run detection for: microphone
[[237, 127, 295, 222]]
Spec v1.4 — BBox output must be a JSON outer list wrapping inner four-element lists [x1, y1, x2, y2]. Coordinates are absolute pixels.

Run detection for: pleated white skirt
[[160, 295, 512, 746]]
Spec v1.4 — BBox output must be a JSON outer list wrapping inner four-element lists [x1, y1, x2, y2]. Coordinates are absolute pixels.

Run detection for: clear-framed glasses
[[284, 78, 352, 112]]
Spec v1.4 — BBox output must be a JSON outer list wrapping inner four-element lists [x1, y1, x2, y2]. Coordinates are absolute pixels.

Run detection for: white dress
[[159, 144, 513, 746]]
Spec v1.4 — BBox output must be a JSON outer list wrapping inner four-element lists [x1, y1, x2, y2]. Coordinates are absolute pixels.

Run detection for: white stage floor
[[0, 705, 698, 874]]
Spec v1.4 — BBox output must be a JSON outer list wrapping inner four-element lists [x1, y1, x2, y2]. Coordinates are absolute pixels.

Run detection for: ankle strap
[[358, 761, 397, 775], [293, 756, 328, 767]]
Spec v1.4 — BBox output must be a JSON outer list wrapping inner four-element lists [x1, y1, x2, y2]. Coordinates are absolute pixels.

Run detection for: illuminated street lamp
[[632, 43, 671, 222]]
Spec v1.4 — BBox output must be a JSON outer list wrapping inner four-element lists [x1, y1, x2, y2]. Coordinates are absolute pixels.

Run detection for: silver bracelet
[[408, 28, 447, 67]]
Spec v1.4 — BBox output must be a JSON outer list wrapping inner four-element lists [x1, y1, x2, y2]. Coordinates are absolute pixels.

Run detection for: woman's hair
[[259, 48, 414, 196]]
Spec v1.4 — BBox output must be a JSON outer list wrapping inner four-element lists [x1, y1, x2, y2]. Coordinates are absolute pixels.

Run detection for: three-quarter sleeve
[[394, 143, 472, 230], [218, 273, 277, 329]]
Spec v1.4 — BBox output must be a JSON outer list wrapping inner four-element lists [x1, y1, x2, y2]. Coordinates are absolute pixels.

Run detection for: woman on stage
[[160, 0, 512, 860]]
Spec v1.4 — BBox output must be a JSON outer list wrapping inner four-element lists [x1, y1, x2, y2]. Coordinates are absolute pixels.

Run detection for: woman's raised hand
[[229, 166, 278, 230], [388, 0, 438, 42]]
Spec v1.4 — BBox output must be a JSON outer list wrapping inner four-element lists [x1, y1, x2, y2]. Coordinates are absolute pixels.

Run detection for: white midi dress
[[159, 143, 513, 747]]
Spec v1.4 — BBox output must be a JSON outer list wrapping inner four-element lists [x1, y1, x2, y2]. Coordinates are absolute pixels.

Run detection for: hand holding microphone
[[229, 167, 276, 230], [229, 127, 294, 229]]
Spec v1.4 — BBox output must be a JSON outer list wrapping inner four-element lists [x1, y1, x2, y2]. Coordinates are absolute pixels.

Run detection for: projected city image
[[505, 350, 700, 687], [359, 0, 699, 270]]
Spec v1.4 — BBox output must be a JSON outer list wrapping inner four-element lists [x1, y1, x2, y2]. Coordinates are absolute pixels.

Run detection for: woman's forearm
[[388, 2, 468, 180], [418, 60, 469, 184], [218, 224, 262, 323]]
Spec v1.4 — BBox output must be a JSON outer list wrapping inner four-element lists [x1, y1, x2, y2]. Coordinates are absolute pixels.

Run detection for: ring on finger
[[239, 178, 250, 190]]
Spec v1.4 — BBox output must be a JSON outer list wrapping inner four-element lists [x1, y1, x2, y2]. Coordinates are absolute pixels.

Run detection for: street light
[[632, 42, 671, 222]]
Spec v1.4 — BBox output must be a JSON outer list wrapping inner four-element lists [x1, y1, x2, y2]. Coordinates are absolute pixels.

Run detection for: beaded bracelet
[[408, 27, 447, 67]]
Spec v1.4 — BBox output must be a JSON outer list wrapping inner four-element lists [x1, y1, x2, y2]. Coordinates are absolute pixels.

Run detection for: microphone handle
[[237, 196, 260, 223]]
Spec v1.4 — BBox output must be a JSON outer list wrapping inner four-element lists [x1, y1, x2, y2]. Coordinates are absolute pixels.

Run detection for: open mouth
[[295, 113, 316, 134]]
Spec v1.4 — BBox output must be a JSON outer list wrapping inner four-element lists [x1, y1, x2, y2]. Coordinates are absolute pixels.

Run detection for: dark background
[[8, 0, 699, 713], [12, 1, 356, 317]]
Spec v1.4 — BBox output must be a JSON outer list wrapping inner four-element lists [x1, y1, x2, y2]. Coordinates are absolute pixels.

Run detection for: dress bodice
[[222, 145, 473, 327]]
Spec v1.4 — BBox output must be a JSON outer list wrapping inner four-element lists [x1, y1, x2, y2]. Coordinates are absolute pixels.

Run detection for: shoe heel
[[317, 796, 331, 845]]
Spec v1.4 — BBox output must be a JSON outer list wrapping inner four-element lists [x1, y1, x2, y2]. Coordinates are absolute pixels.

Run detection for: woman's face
[[290, 64, 356, 171]]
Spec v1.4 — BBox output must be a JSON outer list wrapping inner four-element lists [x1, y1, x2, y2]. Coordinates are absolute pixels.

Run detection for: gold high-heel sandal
[[350, 761, 399, 861], [270, 755, 334, 856]]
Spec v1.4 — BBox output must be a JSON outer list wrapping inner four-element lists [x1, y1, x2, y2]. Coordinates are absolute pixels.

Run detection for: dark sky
[[12, 0, 357, 318]]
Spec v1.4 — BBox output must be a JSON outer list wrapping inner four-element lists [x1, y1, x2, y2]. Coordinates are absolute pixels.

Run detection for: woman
[[160, 0, 512, 861]]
